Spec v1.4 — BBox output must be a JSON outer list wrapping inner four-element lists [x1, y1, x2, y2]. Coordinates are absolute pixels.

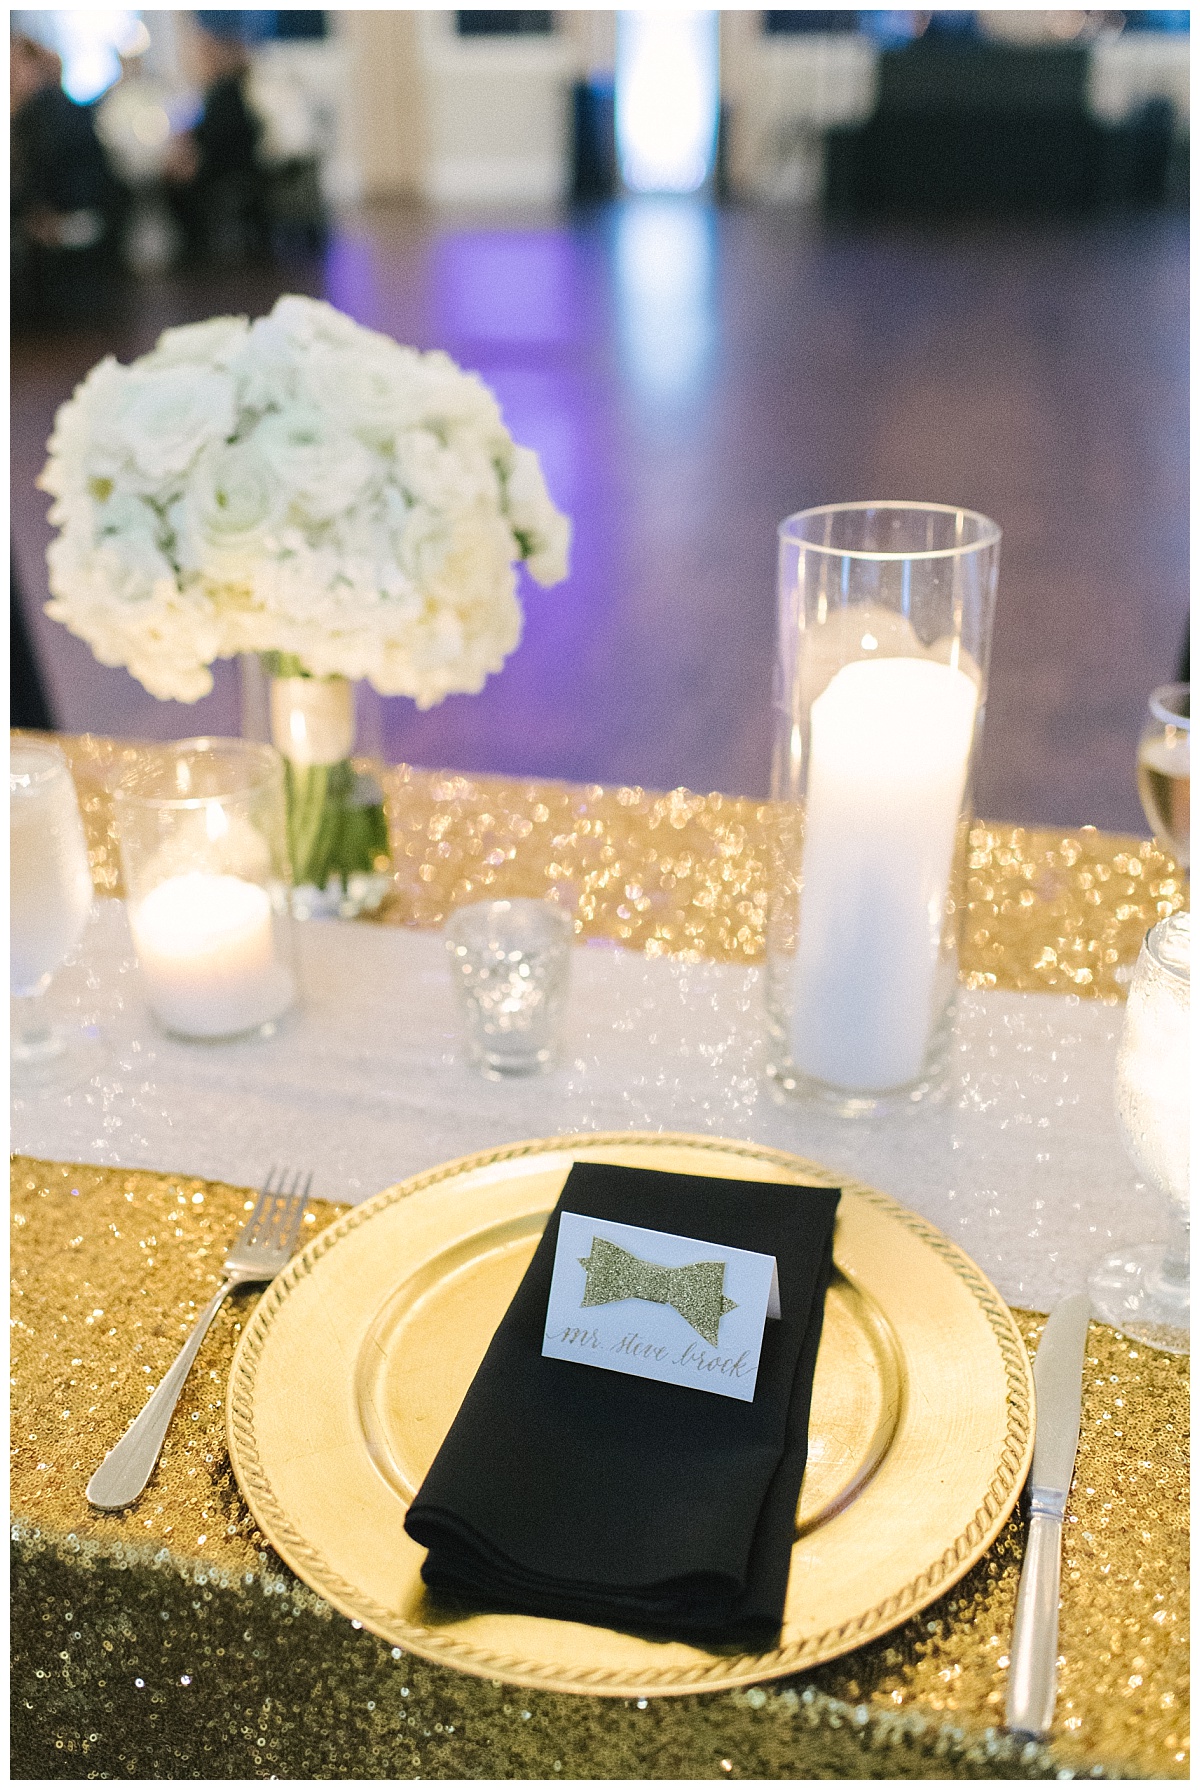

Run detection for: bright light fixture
[[16, 9, 146, 104], [615, 11, 720, 196]]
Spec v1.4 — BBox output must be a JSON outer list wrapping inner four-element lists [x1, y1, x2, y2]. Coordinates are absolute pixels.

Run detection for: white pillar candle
[[790, 657, 978, 1092], [130, 872, 296, 1039]]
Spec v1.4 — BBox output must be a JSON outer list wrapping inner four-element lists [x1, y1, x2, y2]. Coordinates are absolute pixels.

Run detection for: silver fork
[[86, 1167, 312, 1511]]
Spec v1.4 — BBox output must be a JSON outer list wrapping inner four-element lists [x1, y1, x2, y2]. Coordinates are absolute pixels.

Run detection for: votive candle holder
[[114, 738, 298, 1041]]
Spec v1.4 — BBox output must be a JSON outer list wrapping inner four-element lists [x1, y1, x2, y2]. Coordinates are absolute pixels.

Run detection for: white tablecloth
[[12, 900, 1163, 1316]]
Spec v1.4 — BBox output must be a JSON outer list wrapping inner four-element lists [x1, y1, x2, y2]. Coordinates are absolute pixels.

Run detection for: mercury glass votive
[[114, 738, 298, 1042], [1090, 911, 1191, 1354], [446, 898, 573, 1077], [766, 502, 1001, 1115]]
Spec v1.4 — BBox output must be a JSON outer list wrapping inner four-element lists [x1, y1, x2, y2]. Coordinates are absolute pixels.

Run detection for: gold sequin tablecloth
[[10, 737, 1190, 1778], [11, 1160, 1188, 1781]]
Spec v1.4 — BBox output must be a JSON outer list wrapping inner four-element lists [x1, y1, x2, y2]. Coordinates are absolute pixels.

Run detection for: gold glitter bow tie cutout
[[578, 1236, 737, 1346]]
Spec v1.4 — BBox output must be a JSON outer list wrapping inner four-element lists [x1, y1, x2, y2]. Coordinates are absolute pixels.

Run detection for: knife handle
[[1005, 1504, 1064, 1737]]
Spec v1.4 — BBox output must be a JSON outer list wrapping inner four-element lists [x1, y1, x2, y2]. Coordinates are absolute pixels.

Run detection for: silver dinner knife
[[1005, 1292, 1091, 1738]]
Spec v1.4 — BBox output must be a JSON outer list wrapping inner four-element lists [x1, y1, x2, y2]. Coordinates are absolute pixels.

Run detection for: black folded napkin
[[404, 1161, 840, 1645]]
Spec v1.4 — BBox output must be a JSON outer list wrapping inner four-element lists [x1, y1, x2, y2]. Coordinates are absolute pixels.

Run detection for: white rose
[[94, 491, 177, 584], [394, 501, 458, 588], [39, 356, 128, 503], [523, 510, 571, 587], [392, 428, 497, 514], [299, 342, 424, 444], [120, 585, 223, 701], [45, 535, 219, 702], [504, 445, 571, 586], [179, 440, 283, 577], [262, 293, 378, 352], [143, 315, 250, 369], [415, 350, 506, 434], [113, 366, 237, 486], [252, 407, 377, 523], [395, 509, 522, 708]]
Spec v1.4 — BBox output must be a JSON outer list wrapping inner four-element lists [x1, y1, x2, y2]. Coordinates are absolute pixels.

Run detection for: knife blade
[[1005, 1292, 1091, 1738]]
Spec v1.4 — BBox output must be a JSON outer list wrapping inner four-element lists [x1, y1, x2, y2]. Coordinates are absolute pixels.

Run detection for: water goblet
[[1136, 682, 1189, 870], [1089, 911, 1190, 1354], [10, 741, 100, 1089]]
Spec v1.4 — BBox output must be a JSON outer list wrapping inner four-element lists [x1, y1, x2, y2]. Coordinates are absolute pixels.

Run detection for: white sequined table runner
[[11, 899, 1157, 1314]]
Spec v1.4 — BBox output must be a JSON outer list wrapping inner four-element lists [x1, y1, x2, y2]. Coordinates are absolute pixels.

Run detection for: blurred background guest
[[10, 554, 55, 731], [10, 31, 122, 328], [162, 16, 268, 266]]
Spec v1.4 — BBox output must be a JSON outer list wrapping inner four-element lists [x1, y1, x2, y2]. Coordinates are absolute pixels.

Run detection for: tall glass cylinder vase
[[240, 654, 392, 920], [766, 502, 1001, 1115]]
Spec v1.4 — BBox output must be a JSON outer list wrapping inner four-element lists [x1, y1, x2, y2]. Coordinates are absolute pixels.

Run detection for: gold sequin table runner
[[11, 1158, 1188, 1780], [43, 732, 1187, 999], [10, 736, 1190, 1777]]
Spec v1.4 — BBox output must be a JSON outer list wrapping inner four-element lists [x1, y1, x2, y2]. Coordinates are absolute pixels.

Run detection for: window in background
[[615, 11, 720, 195], [1123, 10, 1189, 28], [762, 11, 934, 41], [192, 12, 328, 43], [762, 11, 862, 32], [855, 12, 933, 45], [273, 12, 328, 40], [454, 12, 555, 36]]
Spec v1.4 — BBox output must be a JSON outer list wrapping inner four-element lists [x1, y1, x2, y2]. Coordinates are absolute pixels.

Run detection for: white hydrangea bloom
[[39, 294, 571, 705]]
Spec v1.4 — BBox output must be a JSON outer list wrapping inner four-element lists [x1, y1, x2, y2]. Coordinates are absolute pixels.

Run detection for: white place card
[[541, 1211, 780, 1402]]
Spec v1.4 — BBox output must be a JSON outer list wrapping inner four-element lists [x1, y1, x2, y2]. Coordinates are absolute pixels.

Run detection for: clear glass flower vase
[[240, 654, 392, 920]]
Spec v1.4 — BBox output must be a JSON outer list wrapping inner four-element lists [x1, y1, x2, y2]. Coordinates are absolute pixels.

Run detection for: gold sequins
[[27, 734, 1186, 996], [10, 1159, 1189, 1778]]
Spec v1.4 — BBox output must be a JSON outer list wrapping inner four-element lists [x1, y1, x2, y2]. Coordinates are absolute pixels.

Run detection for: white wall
[[334, 10, 606, 207], [416, 12, 578, 205], [331, 10, 426, 204], [1087, 34, 1190, 136], [720, 16, 878, 205]]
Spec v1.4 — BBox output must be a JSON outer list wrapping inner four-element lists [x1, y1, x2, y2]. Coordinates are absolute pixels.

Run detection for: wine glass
[[1136, 683, 1189, 870], [1089, 911, 1190, 1354], [10, 741, 99, 1089]]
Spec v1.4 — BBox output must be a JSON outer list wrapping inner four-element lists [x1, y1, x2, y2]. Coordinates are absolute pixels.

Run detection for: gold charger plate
[[227, 1132, 1034, 1697]]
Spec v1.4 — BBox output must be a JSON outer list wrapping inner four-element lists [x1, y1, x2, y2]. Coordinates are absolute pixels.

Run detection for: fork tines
[[247, 1166, 314, 1254]]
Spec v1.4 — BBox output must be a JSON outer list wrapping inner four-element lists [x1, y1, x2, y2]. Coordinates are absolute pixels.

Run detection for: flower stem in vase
[[264, 657, 392, 919], [283, 760, 390, 896]]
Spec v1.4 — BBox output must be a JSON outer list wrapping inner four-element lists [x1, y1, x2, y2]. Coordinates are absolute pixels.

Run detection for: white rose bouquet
[[40, 294, 570, 705], [40, 295, 571, 909]]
